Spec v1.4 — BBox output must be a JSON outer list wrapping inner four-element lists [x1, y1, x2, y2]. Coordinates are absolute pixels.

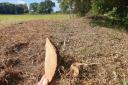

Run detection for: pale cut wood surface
[[45, 38, 57, 82]]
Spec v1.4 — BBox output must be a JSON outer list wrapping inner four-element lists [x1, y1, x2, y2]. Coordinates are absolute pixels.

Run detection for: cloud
[[17, 0, 26, 4]]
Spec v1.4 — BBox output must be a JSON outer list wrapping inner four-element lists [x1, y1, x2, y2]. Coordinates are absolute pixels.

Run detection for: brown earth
[[0, 18, 128, 85]]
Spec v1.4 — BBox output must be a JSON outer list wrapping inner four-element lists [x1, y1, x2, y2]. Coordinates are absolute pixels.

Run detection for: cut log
[[45, 38, 57, 82]]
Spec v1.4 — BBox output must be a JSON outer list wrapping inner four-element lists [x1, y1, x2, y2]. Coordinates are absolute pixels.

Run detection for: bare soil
[[0, 18, 128, 85]]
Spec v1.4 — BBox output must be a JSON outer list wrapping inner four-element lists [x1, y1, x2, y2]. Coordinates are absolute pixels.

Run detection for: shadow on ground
[[89, 16, 128, 32]]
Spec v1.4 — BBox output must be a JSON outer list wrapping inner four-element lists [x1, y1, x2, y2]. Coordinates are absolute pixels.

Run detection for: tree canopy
[[29, 2, 39, 13], [30, 0, 55, 14], [0, 2, 28, 14], [58, 0, 91, 16], [91, 0, 128, 19], [58, 0, 128, 19], [0, 0, 55, 14]]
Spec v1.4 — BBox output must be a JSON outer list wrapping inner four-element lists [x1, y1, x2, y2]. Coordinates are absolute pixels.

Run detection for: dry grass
[[0, 17, 127, 85]]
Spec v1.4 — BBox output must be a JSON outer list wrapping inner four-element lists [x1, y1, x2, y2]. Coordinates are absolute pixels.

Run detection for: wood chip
[[45, 38, 57, 82], [70, 62, 99, 77], [70, 63, 87, 77]]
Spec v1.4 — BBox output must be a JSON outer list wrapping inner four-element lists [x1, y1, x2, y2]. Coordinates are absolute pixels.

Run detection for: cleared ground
[[0, 14, 128, 85]]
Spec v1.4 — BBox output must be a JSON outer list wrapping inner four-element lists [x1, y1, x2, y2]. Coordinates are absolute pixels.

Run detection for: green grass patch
[[0, 14, 71, 25], [122, 80, 128, 85]]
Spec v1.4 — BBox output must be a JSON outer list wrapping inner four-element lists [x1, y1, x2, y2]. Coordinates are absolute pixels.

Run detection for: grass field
[[0, 14, 71, 25]]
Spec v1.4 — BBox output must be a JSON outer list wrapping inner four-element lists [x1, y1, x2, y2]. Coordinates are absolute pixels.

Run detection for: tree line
[[30, 0, 55, 14], [0, 0, 55, 14], [0, 3, 28, 14], [58, 0, 128, 26]]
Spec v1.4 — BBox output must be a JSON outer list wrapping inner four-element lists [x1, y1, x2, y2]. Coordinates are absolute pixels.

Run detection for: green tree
[[0, 2, 28, 14], [37, 2, 45, 13], [29, 2, 39, 13], [58, 0, 91, 16], [91, 0, 128, 19], [16, 4, 28, 14], [30, 0, 55, 14], [37, 0, 55, 14], [38, 0, 55, 14], [44, 0, 55, 14], [0, 3, 16, 14]]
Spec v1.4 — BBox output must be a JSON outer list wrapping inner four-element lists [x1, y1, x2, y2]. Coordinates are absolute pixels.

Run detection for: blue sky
[[0, 0, 60, 11]]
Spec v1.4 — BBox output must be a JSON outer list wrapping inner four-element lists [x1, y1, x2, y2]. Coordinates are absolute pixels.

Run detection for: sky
[[0, 0, 60, 11]]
